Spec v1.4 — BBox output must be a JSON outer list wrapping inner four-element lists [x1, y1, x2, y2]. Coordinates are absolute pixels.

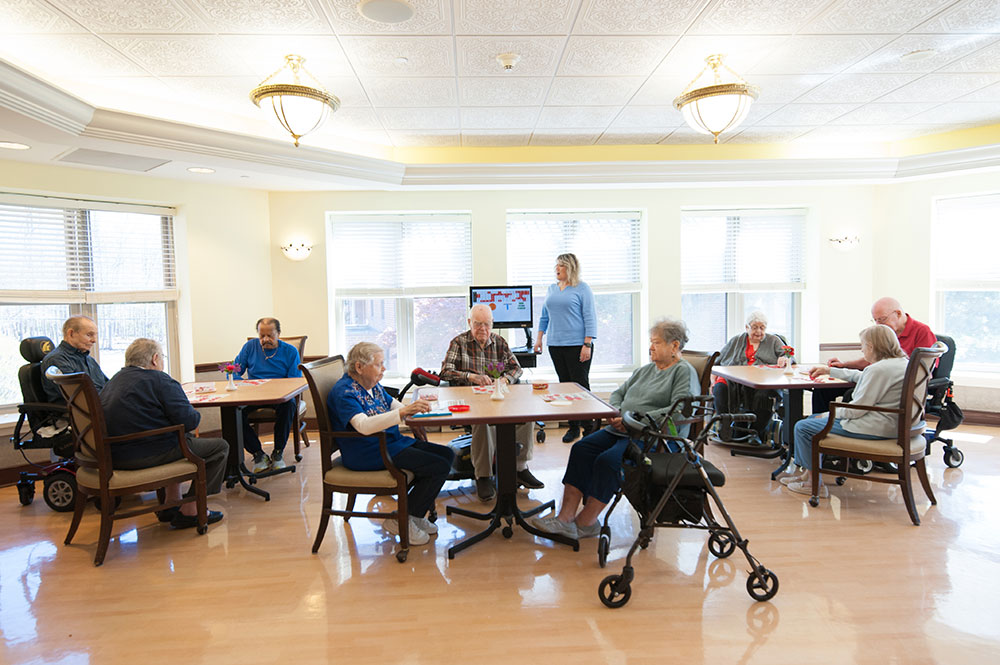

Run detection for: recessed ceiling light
[[900, 49, 937, 62], [358, 0, 414, 24], [0, 141, 30, 150], [187, 167, 215, 174], [395, 56, 409, 65]]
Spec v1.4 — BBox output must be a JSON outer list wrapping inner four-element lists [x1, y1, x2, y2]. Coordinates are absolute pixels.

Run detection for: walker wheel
[[502, 526, 513, 538], [854, 459, 874, 474], [536, 430, 546, 443], [295, 454, 303, 462], [944, 448, 964, 468], [396, 549, 408, 563], [746, 569, 779, 602], [598, 575, 632, 608], [808, 496, 819, 508], [43, 473, 77, 512], [708, 531, 736, 559], [17, 480, 35, 506], [836, 476, 847, 486], [597, 531, 610, 568]]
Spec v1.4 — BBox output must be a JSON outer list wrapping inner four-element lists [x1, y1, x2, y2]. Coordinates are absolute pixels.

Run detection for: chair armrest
[[18, 401, 68, 415], [320, 429, 409, 485], [829, 402, 900, 416], [105, 424, 186, 444]]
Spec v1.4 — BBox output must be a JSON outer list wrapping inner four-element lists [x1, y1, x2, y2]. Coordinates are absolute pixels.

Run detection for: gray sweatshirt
[[831, 356, 910, 437]]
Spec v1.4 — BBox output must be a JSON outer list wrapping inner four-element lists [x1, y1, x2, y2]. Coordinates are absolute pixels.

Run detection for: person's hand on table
[[400, 399, 432, 417], [468, 372, 492, 387], [827, 357, 846, 368], [809, 365, 831, 379], [609, 416, 625, 432]]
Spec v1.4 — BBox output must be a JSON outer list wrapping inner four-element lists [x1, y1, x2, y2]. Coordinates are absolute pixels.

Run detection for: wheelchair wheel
[[853, 459, 874, 475], [746, 569, 779, 602], [43, 472, 77, 512], [536, 429, 546, 443], [396, 549, 408, 563], [598, 575, 632, 608], [597, 527, 611, 568], [944, 448, 964, 468], [17, 480, 35, 506], [708, 531, 736, 559]]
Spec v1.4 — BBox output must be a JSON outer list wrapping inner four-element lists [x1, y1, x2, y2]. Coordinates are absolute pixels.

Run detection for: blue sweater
[[233, 339, 301, 380], [327, 374, 413, 471], [100, 366, 200, 465], [538, 282, 597, 346], [41, 341, 109, 402]]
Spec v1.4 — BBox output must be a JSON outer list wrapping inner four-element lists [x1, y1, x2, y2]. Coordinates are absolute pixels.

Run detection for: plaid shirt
[[441, 330, 522, 386]]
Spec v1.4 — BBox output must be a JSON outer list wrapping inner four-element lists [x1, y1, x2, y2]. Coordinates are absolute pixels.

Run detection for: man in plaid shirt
[[441, 304, 543, 502]]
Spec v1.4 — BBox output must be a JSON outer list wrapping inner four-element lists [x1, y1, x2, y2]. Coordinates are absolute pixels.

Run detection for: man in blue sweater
[[232, 317, 302, 473], [41, 316, 109, 402], [101, 338, 227, 529]]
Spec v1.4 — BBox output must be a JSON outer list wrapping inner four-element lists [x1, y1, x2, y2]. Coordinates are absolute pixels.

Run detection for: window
[[681, 209, 805, 353], [0, 199, 178, 407], [507, 211, 642, 371], [933, 193, 1000, 372], [327, 213, 472, 376]]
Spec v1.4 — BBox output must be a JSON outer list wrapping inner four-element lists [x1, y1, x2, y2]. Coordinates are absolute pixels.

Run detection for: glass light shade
[[679, 88, 756, 140], [250, 55, 339, 146]]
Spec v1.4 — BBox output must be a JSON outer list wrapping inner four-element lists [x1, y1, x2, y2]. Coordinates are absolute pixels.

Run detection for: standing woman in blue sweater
[[534, 253, 598, 442]]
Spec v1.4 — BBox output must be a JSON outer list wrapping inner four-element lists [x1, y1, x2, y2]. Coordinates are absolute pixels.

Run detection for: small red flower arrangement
[[218, 362, 242, 376], [779, 346, 795, 359]]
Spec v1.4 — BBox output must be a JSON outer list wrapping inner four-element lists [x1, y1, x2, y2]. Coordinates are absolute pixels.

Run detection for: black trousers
[[549, 344, 594, 430], [391, 440, 455, 518]]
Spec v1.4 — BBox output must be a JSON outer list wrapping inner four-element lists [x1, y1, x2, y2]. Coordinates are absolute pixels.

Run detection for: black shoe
[[516, 468, 544, 490], [171, 510, 224, 530], [155, 506, 180, 523], [562, 426, 581, 443], [580, 420, 597, 437], [475, 476, 496, 502]]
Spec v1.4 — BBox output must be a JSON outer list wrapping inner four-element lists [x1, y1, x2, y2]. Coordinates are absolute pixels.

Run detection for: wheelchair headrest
[[20, 337, 56, 363]]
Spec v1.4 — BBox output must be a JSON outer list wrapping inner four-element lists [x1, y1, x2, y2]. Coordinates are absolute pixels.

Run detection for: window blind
[[506, 211, 642, 288], [681, 209, 806, 292], [328, 213, 472, 294], [934, 194, 1000, 286]]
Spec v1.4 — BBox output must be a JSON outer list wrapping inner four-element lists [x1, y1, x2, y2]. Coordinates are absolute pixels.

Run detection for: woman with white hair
[[783, 324, 910, 498], [713, 311, 794, 442], [534, 252, 598, 442]]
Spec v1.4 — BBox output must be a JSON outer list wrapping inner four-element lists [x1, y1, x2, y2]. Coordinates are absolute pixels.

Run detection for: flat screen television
[[469, 285, 533, 330]]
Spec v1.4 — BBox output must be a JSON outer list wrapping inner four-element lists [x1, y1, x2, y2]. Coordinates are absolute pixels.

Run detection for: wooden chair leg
[[313, 486, 333, 553], [344, 493, 356, 520], [195, 474, 208, 534], [899, 466, 921, 526], [94, 505, 114, 566], [915, 458, 937, 505], [156, 487, 166, 505], [64, 487, 87, 545]]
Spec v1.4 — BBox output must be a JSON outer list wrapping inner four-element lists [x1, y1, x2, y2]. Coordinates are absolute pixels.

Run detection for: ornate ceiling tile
[[461, 131, 530, 146], [456, 0, 578, 34], [796, 124, 933, 143], [575, 0, 706, 35], [324, 0, 450, 35], [458, 77, 549, 106], [536, 106, 619, 128], [47, 0, 203, 32], [629, 76, 693, 105], [596, 131, 669, 144], [879, 73, 1000, 103], [724, 126, 811, 143], [690, 0, 829, 35], [750, 35, 895, 75], [545, 77, 644, 106], [0, 0, 85, 33], [755, 103, 859, 126], [830, 102, 936, 125], [364, 77, 458, 106], [905, 102, 1000, 125], [662, 126, 715, 143], [326, 106, 381, 131], [651, 35, 787, 79], [388, 130, 461, 146], [222, 36, 354, 79], [340, 36, 455, 77], [529, 130, 601, 145], [459, 106, 540, 129], [798, 73, 920, 104], [750, 75, 830, 103], [559, 36, 678, 76], [610, 105, 680, 129], [739, 103, 783, 126], [956, 81, 1000, 103], [847, 34, 998, 74], [940, 40, 1000, 73], [456, 36, 564, 76], [106, 35, 246, 76], [379, 107, 460, 130], [162, 76, 265, 115], [805, 0, 954, 34], [186, 0, 330, 33], [0, 34, 147, 79], [916, 0, 1000, 33]]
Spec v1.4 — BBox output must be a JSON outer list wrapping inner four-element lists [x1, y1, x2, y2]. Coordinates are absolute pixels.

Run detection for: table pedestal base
[[220, 405, 296, 502]]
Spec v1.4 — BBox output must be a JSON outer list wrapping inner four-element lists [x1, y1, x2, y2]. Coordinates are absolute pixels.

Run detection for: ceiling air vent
[[58, 148, 169, 172]]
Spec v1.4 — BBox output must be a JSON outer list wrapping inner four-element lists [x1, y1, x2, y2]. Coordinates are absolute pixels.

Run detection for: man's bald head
[[871, 297, 906, 334]]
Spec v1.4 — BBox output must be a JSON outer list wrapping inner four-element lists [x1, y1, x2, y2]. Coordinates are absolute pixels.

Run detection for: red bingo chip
[[448, 404, 470, 412]]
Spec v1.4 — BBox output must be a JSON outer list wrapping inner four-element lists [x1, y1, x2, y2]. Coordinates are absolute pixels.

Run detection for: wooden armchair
[[299, 355, 416, 563], [50, 371, 209, 566], [809, 344, 946, 525], [247, 334, 310, 461], [681, 349, 720, 445]]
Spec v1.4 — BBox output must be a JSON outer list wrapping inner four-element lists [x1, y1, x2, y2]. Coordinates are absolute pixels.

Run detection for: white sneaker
[[414, 516, 438, 535], [251, 453, 270, 474], [382, 516, 430, 545], [270, 450, 286, 470]]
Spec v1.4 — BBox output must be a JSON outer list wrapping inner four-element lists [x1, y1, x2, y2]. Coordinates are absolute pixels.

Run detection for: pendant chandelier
[[673, 55, 760, 144], [250, 55, 340, 147]]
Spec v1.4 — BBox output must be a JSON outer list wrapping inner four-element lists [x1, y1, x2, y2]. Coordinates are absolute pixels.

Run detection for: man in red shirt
[[814, 297, 937, 411]]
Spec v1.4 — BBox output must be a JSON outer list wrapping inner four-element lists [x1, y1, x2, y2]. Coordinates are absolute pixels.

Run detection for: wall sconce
[[828, 234, 861, 251], [280, 242, 313, 261]]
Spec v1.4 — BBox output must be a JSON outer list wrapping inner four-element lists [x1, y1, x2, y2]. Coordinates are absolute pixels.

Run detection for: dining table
[[405, 381, 619, 559], [183, 377, 307, 501]]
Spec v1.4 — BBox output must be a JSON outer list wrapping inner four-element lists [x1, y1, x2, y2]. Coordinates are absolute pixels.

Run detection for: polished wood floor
[[2, 424, 998, 664]]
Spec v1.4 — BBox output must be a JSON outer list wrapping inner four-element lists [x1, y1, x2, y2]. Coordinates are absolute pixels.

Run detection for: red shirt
[[897, 314, 937, 355]]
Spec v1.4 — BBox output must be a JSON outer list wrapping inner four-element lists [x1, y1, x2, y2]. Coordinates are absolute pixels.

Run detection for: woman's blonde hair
[[346, 342, 383, 379], [860, 324, 907, 362], [556, 253, 580, 286]]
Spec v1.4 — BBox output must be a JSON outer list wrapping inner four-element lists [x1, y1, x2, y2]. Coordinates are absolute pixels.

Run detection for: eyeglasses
[[872, 312, 895, 325]]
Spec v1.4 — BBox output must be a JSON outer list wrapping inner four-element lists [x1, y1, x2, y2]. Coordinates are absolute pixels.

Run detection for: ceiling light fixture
[[358, 0, 414, 24], [187, 166, 215, 174], [673, 54, 760, 144], [496, 53, 521, 72], [0, 141, 31, 150], [250, 54, 340, 147]]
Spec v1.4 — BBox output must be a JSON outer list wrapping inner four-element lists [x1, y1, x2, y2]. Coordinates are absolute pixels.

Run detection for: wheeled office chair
[[11, 336, 79, 512], [923, 334, 964, 468]]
